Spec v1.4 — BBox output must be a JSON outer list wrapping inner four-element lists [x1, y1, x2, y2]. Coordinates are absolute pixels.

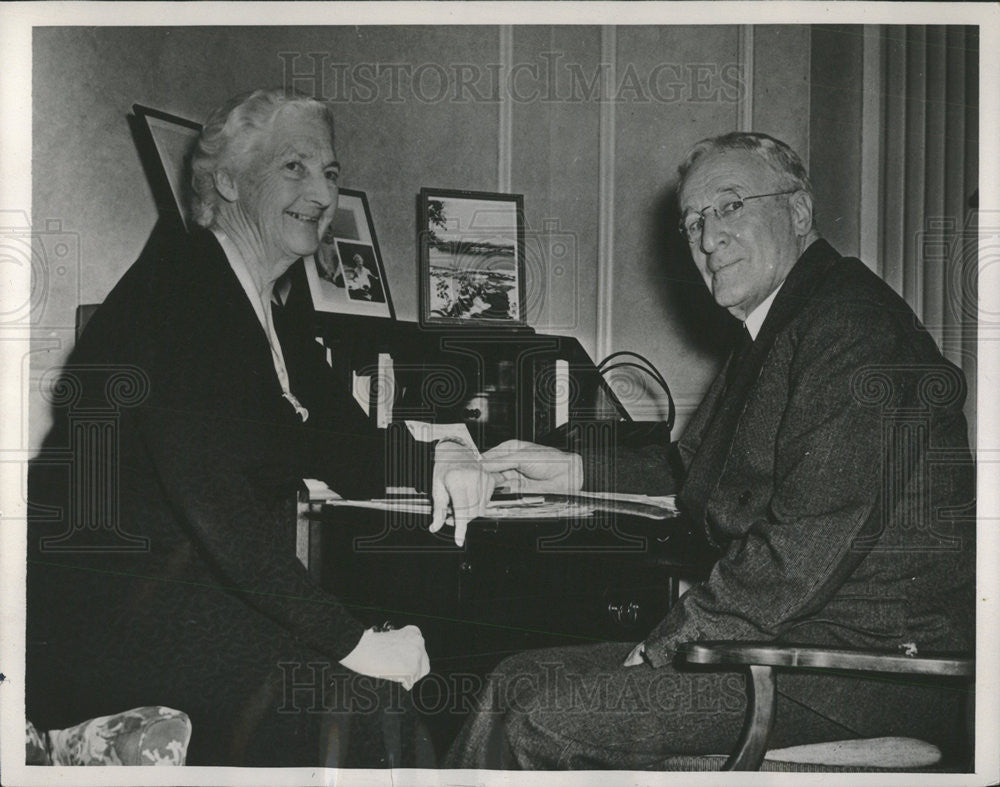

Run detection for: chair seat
[[674, 641, 973, 772], [765, 736, 941, 768]]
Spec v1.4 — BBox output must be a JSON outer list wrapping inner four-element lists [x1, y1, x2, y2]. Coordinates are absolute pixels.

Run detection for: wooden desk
[[304, 501, 715, 749]]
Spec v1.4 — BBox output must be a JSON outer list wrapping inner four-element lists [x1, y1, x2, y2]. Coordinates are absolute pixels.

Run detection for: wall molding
[[737, 25, 755, 131], [497, 25, 514, 192], [595, 25, 617, 364], [860, 24, 883, 276]]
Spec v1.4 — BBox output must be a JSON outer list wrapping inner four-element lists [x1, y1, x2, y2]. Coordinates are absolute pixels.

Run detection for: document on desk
[[321, 492, 678, 520], [546, 491, 679, 519]]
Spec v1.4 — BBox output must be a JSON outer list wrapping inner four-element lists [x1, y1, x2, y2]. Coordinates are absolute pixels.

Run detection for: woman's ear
[[213, 170, 239, 203]]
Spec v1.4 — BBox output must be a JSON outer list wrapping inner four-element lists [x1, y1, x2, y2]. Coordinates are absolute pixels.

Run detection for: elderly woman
[[26, 89, 489, 766]]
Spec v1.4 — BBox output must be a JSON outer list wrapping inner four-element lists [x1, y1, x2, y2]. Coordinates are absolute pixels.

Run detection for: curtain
[[878, 25, 978, 444]]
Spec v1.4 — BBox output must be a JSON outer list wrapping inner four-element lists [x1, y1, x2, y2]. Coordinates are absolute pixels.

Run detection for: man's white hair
[[677, 131, 813, 200]]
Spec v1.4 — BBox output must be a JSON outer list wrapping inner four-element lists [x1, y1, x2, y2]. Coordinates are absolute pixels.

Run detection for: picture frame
[[418, 188, 526, 328], [304, 188, 395, 319], [132, 104, 202, 231]]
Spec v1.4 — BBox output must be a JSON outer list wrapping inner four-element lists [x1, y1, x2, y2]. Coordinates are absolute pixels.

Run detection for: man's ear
[[213, 170, 239, 204], [789, 190, 814, 237]]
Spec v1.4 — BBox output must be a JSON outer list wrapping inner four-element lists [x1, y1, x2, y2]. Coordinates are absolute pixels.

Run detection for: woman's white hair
[[189, 88, 335, 228], [677, 131, 813, 199]]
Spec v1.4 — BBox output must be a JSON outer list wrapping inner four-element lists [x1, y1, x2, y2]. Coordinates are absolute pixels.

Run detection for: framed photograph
[[419, 188, 526, 327], [132, 104, 202, 230], [305, 188, 395, 319]]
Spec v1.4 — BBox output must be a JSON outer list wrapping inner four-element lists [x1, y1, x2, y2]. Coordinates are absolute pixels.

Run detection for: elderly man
[[443, 132, 974, 769]]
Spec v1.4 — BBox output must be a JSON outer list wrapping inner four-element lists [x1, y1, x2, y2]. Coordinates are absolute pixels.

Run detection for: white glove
[[338, 625, 430, 690]]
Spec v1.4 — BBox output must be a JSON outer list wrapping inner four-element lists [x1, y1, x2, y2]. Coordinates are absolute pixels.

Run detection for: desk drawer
[[316, 507, 713, 667]]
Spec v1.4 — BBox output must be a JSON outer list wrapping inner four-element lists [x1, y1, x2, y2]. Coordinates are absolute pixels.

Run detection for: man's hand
[[481, 440, 584, 494], [429, 441, 496, 547], [338, 625, 430, 690], [623, 641, 646, 667]]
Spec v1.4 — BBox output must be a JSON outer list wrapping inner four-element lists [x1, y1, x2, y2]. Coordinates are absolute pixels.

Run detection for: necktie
[[725, 324, 754, 390], [736, 323, 753, 357]]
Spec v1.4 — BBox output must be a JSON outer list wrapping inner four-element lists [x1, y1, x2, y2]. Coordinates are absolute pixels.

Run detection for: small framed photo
[[305, 188, 395, 319], [418, 188, 526, 328], [132, 104, 202, 230]]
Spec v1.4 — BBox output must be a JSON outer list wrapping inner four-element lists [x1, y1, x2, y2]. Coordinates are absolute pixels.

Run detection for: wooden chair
[[664, 641, 974, 772]]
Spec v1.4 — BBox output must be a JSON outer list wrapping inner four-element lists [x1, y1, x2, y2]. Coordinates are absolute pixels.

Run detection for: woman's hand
[[481, 440, 584, 494], [338, 625, 430, 690], [429, 441, 496, 548]]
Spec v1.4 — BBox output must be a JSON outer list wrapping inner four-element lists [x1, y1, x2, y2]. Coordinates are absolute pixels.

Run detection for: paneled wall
[[31, 25, 821, 449], [809, 25, 865, 257]]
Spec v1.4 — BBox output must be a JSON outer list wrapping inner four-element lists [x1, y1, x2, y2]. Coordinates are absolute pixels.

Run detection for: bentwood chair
[[661, 641, 974, 773]]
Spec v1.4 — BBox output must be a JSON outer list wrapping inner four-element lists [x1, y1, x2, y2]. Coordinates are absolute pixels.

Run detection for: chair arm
[[676, 641, 973, 771], [680, 641, 973, 677]]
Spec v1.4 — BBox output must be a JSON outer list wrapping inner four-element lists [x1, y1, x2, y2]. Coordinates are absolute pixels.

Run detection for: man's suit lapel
[[679, 240, 841, 535]]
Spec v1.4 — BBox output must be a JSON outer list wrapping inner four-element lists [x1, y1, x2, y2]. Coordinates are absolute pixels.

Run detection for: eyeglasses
[[678, 189, 798, 244]]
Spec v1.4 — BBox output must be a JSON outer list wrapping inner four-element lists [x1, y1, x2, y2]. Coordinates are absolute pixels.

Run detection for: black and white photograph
[[338, 243, 387, 303], [0, 3, 997, 786], [419, 188, 526, 326], [306, 187, 394, 318]]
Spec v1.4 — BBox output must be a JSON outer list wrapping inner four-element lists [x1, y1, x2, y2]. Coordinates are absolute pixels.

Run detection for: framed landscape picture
[[418, 188, 526, 328], [305, 188, 395, 319]]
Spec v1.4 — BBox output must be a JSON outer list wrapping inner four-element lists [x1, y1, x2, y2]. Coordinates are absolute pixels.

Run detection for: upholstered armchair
[[26, 706, 191, 766]]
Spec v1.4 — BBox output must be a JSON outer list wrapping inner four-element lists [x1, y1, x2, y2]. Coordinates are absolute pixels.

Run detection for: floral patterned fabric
[[25, 719, 49, 765], [26, 706, 190, 765]]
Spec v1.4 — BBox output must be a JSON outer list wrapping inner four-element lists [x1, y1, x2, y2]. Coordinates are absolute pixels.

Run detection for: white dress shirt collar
[[743, 281, 784, 341], [211, 228, 309, 421]]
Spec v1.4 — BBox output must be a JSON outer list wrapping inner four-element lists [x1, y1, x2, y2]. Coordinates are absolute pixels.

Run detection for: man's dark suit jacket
[[26, 227, 432, 765], [586, 239, 974, 668]]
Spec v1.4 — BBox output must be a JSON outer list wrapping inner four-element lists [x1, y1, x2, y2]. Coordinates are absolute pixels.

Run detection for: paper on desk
[[309, 477, 675, 519], [322, 495, 596, 519], [489, 487, 679, 517], [570, 490, 678, 514], [404, 421, 481, 458], [301, 478, 342, 501], [320, 494, 675, 520]]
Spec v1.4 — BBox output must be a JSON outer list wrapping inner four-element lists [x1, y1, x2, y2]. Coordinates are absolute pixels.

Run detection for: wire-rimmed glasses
[[678, 189, 798, 245]]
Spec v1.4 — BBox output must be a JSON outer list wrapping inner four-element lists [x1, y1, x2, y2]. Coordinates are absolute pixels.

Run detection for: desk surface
[[319, 491, 679, 520]]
